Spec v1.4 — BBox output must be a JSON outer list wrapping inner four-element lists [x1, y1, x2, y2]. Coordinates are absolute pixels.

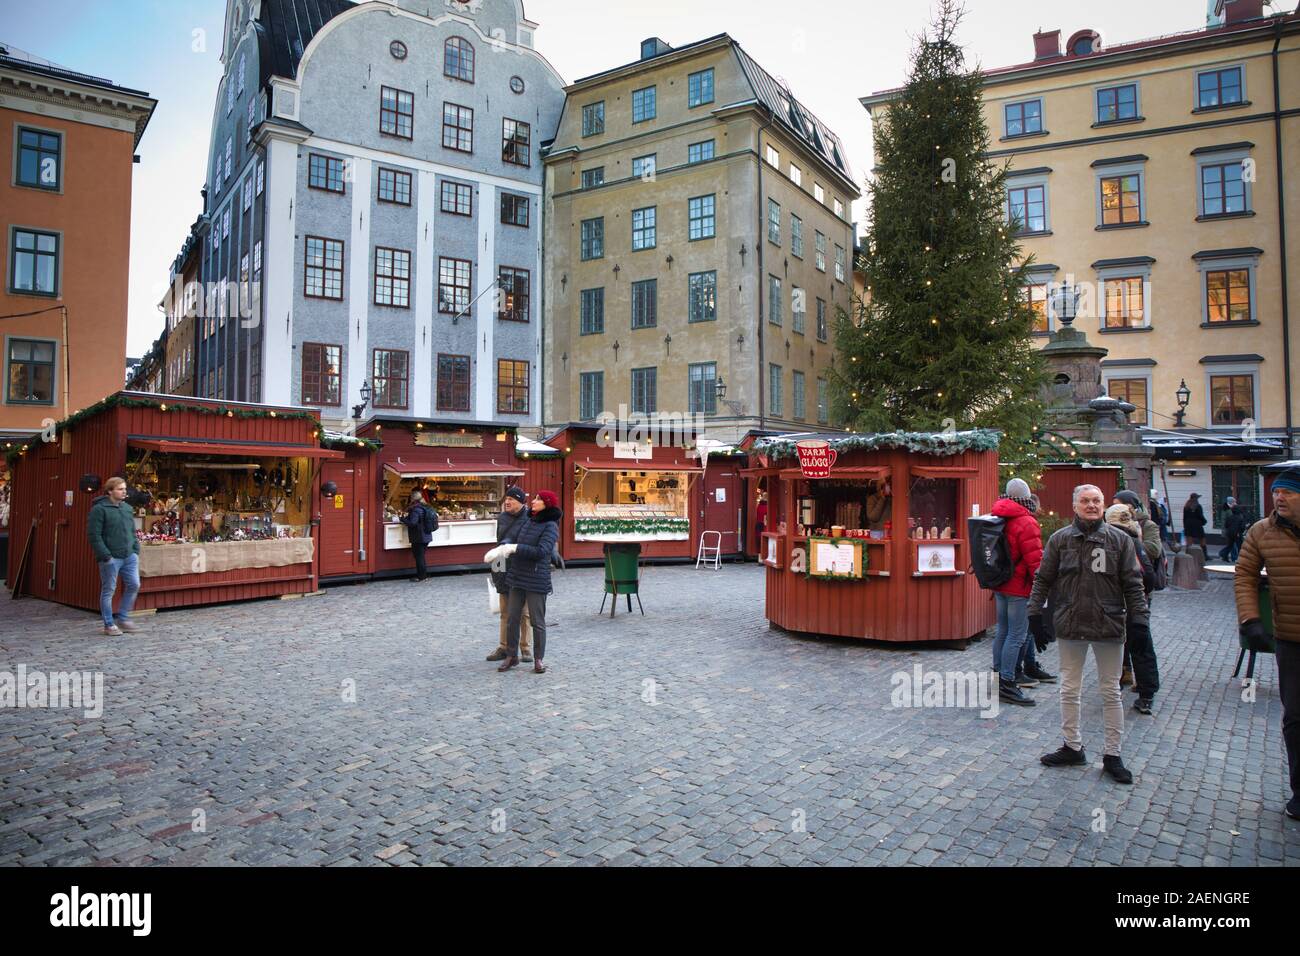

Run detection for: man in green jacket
[[88, 476, 141, 636]]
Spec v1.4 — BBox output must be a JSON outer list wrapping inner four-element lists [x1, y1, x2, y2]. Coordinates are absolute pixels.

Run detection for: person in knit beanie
[[991, 477, 1051, 704]]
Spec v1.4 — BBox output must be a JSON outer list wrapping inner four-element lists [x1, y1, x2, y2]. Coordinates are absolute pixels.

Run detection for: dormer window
[[1068, 30, 1100, 56]]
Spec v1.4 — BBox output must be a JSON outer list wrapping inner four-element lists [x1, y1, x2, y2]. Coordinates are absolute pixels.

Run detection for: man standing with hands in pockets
[[1029, 484, 1149, 784]]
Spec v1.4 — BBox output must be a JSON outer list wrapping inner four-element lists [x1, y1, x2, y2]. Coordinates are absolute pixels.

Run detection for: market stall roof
[[1141, 428, 1285, 461], [753, 429, 1002, 460], [517, 436, 559, 456], [1262, 460, 1300, 473], [127, 438, 342, 459], [383, 459, 524, 478]]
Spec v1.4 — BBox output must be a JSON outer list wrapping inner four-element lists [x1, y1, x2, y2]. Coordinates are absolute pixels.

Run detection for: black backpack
[[420, 505, 439, 535], [968, 515, 1014, 590]]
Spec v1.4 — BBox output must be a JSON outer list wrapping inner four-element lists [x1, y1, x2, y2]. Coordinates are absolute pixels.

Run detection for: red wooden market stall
[[750, 430, 1002, 643], [4, 392, 349, 612], [541, 422, 746, 564], [328, 417, 525, 580]]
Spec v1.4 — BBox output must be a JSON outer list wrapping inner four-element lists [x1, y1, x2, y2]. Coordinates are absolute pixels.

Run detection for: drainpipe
[[1273, 19, 1295, 456], [755, 116, 775, 433]]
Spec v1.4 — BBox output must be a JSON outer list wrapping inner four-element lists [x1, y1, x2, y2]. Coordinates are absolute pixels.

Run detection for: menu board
[[808, 537, 864, 579], [917, 542, 957, 575]]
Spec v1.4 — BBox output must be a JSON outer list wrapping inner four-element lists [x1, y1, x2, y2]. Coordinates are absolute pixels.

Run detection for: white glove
[[484, 546, 503, 564], [502, 544, 518, 556]]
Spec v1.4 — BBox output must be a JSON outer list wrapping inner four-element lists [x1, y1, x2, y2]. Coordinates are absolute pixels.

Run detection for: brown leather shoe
[[533, 660, 547, 674], [497, 655, 519, 672], [486, 648, 508, 662]]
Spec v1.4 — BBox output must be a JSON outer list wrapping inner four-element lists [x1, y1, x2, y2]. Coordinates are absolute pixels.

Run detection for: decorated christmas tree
[[833, 0, 1045, 477]]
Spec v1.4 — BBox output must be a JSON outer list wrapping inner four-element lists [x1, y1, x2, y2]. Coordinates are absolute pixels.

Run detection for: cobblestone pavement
[[1, 563, 1297, 866]]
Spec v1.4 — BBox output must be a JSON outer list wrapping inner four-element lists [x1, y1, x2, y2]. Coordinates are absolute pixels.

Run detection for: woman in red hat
[[490, 490, 563, 673]]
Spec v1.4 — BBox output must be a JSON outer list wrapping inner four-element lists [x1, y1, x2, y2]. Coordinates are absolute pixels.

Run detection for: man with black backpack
[[403, 490, 438, 581], [972, 478, 1048, 707]]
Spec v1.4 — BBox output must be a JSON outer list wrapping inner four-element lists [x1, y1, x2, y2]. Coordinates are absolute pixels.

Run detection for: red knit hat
[[538, 490, 560, 509]]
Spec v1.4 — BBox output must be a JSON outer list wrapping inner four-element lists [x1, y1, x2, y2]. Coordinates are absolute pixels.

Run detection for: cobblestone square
[[1, 564, 1297, 866]]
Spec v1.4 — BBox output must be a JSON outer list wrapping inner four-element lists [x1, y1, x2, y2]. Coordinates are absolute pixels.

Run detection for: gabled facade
[[195, 0, 564, 429]]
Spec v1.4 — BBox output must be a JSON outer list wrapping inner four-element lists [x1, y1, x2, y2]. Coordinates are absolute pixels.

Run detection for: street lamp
[[1173, 379, 1191, 428], [352, 379, 372, 421], [715, 377, 727, 401]]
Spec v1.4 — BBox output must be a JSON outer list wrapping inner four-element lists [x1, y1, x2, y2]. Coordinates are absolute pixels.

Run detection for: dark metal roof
[[732, 42, 854, 186], [257, 0, 355, 86], [0, 44, 150, 97]]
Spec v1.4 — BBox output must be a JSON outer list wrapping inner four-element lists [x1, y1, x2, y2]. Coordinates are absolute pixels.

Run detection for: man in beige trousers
[[487, 487, 532, 662], [1028, 484, 1149, 784]]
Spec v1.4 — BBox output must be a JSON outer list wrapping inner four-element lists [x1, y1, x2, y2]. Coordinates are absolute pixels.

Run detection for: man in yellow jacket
[[1234, 467, 1300, 822]]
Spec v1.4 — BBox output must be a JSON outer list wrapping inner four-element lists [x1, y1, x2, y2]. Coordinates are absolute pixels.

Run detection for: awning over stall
[[127, 438, 343, 459]]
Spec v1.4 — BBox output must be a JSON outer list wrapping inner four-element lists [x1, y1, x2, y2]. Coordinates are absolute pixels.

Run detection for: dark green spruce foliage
[[833, 1, 1045, 475]]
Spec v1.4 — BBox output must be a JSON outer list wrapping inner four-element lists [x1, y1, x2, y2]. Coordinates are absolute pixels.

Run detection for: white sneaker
[[103, 624, 122, 636], [117, 618, 138, 633]]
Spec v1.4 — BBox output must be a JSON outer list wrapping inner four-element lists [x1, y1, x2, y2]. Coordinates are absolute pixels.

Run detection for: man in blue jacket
[[87, 477, 141, 636], [486, 486, 533, 662]]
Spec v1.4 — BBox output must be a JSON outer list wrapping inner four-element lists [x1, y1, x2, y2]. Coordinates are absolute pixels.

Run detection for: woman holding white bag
[[485, 490, 563, 674]]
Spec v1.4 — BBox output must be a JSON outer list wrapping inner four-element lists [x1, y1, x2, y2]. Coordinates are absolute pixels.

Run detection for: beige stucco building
[[543, 34, 859, 443], [863, 0, 1300, 535]]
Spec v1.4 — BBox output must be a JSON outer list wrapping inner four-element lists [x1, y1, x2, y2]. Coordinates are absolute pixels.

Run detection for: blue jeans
[[99, 554, 140, 627], [993, 594, 1029, 682]]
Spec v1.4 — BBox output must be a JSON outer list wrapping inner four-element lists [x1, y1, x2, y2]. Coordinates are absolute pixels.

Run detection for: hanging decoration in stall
[[795, 439, 838, 479]]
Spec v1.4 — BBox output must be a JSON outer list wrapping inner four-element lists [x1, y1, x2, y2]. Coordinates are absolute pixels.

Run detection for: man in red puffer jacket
[[991, 478, 1049, 706]]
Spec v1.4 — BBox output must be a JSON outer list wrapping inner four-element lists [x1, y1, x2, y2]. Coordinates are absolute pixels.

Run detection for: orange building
[[0, 44, 154, 441]]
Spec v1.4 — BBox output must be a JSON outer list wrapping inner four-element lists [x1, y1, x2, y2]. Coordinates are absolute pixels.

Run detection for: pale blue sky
[[1, 0, 1222, 356]]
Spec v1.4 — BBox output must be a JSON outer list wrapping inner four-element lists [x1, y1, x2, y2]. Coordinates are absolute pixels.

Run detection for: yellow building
[[544, 35, 859, 443], [863, 0, 1300, 536]]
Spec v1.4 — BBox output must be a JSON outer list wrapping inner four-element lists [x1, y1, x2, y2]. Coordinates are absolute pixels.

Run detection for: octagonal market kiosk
[[750, 430, 1001, 643]]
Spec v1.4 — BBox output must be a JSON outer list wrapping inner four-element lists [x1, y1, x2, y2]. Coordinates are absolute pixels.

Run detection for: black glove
[[1240, 619, 1266, 643], [1126, 620, 1150, 644], [1028, 615, 1048, 652]]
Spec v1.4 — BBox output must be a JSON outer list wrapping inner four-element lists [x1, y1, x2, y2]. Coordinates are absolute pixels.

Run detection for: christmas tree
[[833, 0, 1045, 476]]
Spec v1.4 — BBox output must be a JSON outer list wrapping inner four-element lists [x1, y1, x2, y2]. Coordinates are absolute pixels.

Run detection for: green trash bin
[[602, 543, 644, 616]]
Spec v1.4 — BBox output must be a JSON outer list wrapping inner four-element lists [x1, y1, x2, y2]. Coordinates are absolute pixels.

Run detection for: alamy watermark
[[891, 664, 999, 718], [1, 665, 104, 718]]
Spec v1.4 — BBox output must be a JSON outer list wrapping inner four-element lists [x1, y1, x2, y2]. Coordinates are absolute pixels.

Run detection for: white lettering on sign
[[613, 441, 652, 460]]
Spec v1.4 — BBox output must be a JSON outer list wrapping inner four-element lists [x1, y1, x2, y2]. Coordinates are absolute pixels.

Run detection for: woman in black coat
[[1182, 493, 1207, 549], [488, 490, 562, 673]]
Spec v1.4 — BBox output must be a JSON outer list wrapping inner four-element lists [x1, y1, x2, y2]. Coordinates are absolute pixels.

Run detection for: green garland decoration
[[6, 392, 334, 464], [575, 516, 690, 537], [755, 428, 1002, 461]]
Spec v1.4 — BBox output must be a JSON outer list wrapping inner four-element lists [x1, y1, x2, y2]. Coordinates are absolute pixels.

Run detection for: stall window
[[908, 476, 959, 540], [437, 353, 471, 411], [301, 342, 341, 406], [7, 338, 55, 404], [374, 247, 411, 308], [372, 349, 409, 409], [497, 359, 530, 414]]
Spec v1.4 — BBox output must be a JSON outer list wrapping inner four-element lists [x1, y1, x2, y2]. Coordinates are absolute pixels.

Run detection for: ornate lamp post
[[1173, 379, 1191, 428]]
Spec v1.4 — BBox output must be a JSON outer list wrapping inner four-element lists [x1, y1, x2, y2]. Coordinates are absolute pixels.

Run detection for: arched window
[[445, 37, 475, 83]]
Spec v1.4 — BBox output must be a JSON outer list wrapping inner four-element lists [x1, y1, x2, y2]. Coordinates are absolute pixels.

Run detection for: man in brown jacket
[[1234, 467, 1300, 821]]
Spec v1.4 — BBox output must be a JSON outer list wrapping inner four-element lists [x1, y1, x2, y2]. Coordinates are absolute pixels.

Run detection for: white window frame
[[789, 162, 801, 187], [1093, 159, 1147, 228], [1196, 250, 1261, 326], [765, 144, 780, 168], [256, 159, 264, 195]]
